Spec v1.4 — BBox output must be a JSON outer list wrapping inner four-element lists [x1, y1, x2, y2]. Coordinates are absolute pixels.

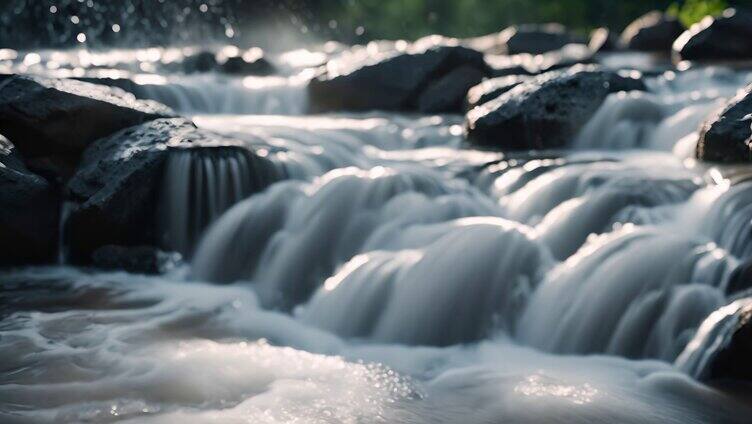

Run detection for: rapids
[[3, 47, 752, 423]]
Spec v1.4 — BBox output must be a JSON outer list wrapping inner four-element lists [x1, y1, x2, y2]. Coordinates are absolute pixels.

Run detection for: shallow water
[[2, 48, 752, 423]]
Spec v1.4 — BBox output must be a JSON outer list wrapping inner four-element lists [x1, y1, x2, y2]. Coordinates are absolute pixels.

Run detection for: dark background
[[1, 0, 750, 50]]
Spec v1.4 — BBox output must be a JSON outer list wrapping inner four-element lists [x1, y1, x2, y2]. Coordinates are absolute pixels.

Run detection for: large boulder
[[465, 75, 533, 110], [0, 134, 59, 265], [308, 37, 489, 113], [417, 65, 486, 113], [485, 43, 594, 77], [696, 84, 752, 163], [0, 75, 174, 159], [499, 23, 581, 55], [465, 24, 583, 55], [65, 118, 279, 263], [466, 66, 646, 149], [673, 8, 752, 63], [621, 11, 684, 53]]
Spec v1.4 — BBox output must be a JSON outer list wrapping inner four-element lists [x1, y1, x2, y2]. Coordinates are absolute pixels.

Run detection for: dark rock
[[589, 27, 620, 53], [621, 11, 684, 52], [65, 118, 280, 263], [499, 23, 581, 55], [680, 298, 752, 382], [486, 44, 594, 77], [0, 75, 173, 159], [727, 257, 752, 296], [91, 245, 182, 274], [465, 75, 533, 110], [696, 84, 752, 163], [308, 37, 489, 113], [466, 66, 646, 150], [182, 51, 218, 73], [673, 8, 752, 63], [0, 134, 59, 265], [418, 65, 485, 113], [219, 48, 275, 75]]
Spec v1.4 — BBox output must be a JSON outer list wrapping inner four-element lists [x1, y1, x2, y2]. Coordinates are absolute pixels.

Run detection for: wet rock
[[465, 24, 582, 55], [418, 65, 486, 113], [308, 37, 489, 113], [589, 27, 620, 53], [65, 118, 279, 263], [696, 84, 752, 163], [0, 134, 59, 265], [486, 44, 594, 77], [465, 75, 533, 110], [91, 245, 182, 274], [673, 8, 752, 63], [621, 11, 684, 53], [182, 50, 218, 73], [727, 257, 752, 296], [219, 48, 275, 75], [680, 298, 752, 382], [466, 66, 646, 150], [0, 75, 173, 159]]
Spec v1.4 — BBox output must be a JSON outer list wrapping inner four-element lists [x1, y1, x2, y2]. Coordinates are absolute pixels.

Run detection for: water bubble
[[49, 6, 57, 13], [199, 4, 208, 13], [71, 15, 80, 24], [77, 33, 86, 43], [112, 24, 120, 33], [355, 26, 365, 36]]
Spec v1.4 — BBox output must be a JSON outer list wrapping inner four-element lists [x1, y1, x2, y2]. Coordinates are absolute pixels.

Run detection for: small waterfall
[[130, 74, 309, 115], [517, 225, 736, 359], [57, 201, 74, 265], [574, 68, 752, 153], [160, 146, 280, 257], [191, 166, 501, 308], [299, 217, 552, 346]]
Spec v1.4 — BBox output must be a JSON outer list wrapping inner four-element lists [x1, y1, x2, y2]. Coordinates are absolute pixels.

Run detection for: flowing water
[[3, 48, 752, 423]]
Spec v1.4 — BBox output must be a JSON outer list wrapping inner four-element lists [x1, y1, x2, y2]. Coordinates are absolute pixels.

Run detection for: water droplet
[[112, 24, 120, 33], [77, 33, 86, 43]]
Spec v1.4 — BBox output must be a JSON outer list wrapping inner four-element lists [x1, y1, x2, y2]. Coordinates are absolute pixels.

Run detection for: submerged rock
[[465, 75, 533, 110], [466, 66, 646, 149], [0, 134, 58, 265], [308, 37, 489, 113], [621, 11, 684, 53], [0, 75, 173, 159], [91, 245, 182, 274], [696, 84, 752, 163], [673, 8, 752, 63], [65, 118, 279, 263]]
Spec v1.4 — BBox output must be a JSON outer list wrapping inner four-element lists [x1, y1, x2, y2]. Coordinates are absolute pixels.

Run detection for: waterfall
[[299, 217, 552, 346], [574, 68, 752, 154], [160, 146, 280, 256], [191, 166, 501, 308], [130, 74, 309, 115]]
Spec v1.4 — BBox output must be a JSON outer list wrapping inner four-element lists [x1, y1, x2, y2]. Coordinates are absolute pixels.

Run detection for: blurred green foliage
[[315, 0, 745, 42], [667, 0, 728, 26]]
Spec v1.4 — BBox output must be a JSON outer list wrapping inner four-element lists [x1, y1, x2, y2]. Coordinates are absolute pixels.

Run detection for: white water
[[3, 50, 752, 423]]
